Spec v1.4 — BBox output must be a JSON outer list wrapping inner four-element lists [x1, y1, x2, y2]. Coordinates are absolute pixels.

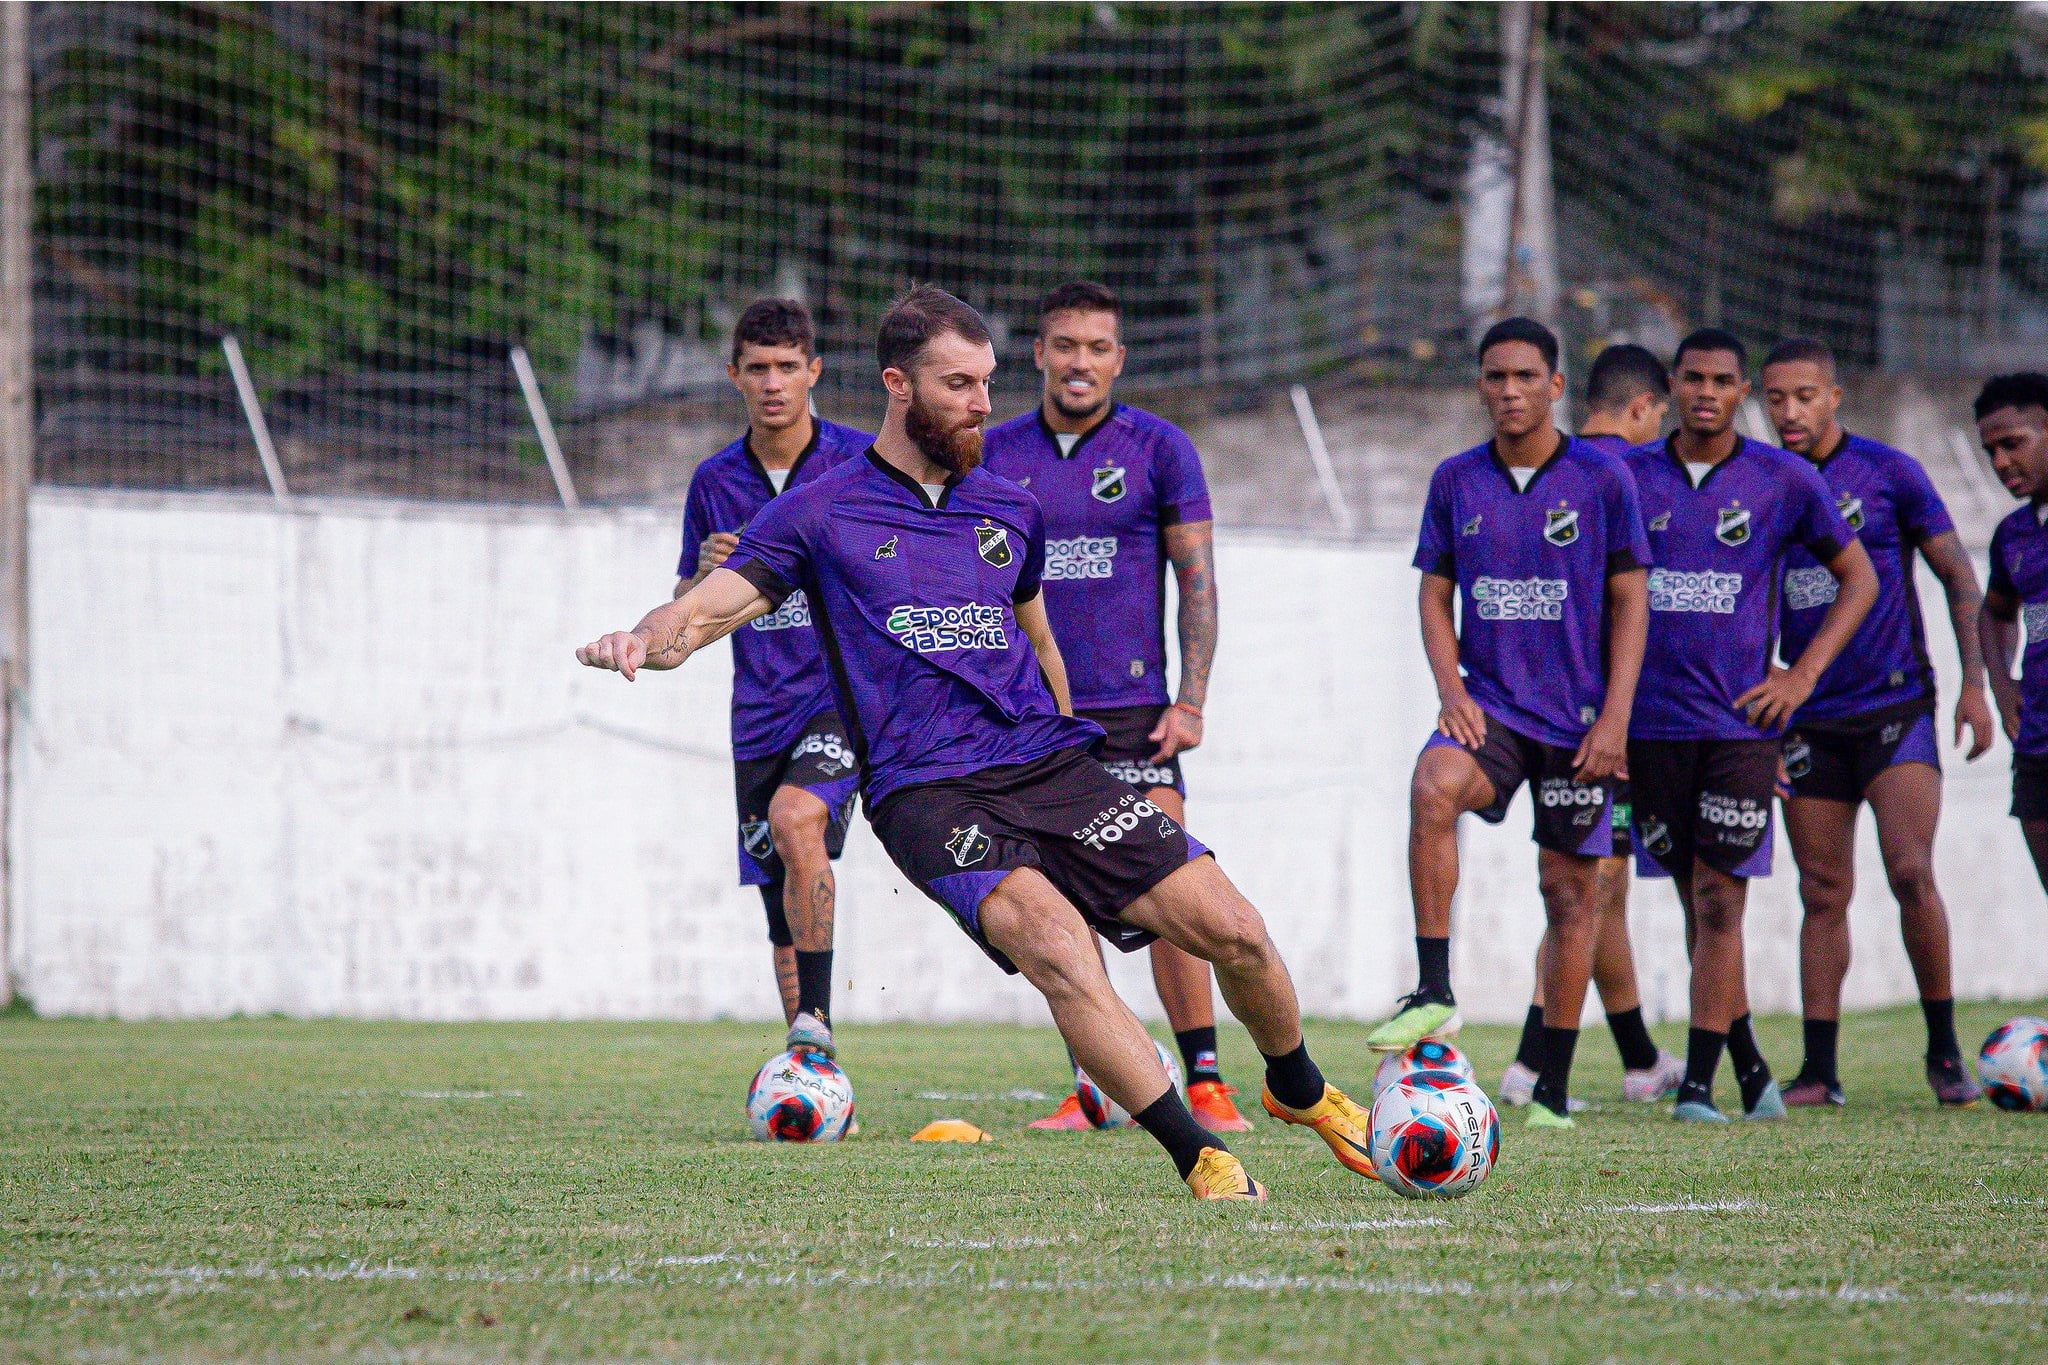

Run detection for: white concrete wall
[[13, 488, 2046, 1024]]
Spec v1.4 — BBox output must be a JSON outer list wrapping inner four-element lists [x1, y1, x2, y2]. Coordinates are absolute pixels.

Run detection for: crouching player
[[1370, 317, 1651, 1131], [1977, 374, 2048, 901], [581, 287, 1373, 1199]]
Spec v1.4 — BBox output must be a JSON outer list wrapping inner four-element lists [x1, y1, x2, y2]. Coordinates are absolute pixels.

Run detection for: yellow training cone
[[911, 1119, 994, 1143]]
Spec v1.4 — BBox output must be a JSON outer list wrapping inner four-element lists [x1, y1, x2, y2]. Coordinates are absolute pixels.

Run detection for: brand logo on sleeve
[[1462, 514, 1483, 536], [875, 536, 898, 560], [1715, 505, 1752, 546], [749, 589, 813, 631], [945, 824, 991, 868], [1044, 534, 1118, 581], [1838, 492, 1865, 531], [1543, 506, 1580, 547], [886, 603, 1009, 653], [1648, 568, 1743, 613], [1471, 576, 1568, 620], [1649, 510, 1671, 531], [975, 521, 1013, 568], [1091, 465, 1128, 503], [1783, 564, 1839, 611]]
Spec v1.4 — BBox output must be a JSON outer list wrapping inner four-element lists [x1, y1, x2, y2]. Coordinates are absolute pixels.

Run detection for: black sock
[[1175, 1026, 1222, 1085], [1416, 936, 1454, 1003], [1514, 1004, 1548, 1071], [1261, 1041, 1326, 1110], [1606, 1006, 1660, 1072], [1678, 1026, 1725, 1108], [1133, 1089, 1221, 1180], [793, 950, 833, 1023], [1921, 998, 1960, 1063], [1801, 1018, 1840, 1085], [1532, 1026, 1579, 1115], [1726, 1013, 1773, 1110]]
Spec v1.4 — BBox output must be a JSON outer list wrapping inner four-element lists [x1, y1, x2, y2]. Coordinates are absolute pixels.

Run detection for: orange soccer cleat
[[1026, 1092, 1094, 1130], [1187, 1079, 1254, 1132]]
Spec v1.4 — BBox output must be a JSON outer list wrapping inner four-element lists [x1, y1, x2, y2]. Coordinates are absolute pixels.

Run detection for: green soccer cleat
[[1742, 1079, 1787, 1121], [1366, 992, 1462, 1053], [1525, 1103, 1576, 1130], [1672, 1098, 1730, 1123]]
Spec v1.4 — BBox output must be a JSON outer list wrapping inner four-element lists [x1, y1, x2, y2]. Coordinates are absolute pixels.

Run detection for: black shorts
[[1079, 704, 1185, 795], [1421, 723, 1620, 858], [733, 710, 860, 901], [868, 746, 1210, 975], [2013, 753, 2048, 822], [1627, 737, 1780, 880], [1783, 702, 1940, 804]]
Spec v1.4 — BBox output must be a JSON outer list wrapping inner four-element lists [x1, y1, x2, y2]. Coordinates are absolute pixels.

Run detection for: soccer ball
[[1977, 1016, 2048, 1112], [1372, 1037, 1476, 1097], [1369, 1069, 1500, 1199], [1075, 1039, 1185, 1129], [747, 1049, 856, 1141]]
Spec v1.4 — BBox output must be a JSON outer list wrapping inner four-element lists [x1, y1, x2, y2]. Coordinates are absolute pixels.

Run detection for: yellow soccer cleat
[[1185, 1146, 1268, 1201], [1261, 1082, 1381, 1181]]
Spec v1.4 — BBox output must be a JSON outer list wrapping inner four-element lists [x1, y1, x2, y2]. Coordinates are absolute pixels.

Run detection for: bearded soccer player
[[1368, 317, 1651, 1131], [1624, 328, 1876, 1123], [579, 286, 1374, 1200], [1498, 344, 1685, 1110], [1976, 374, 2048, 901], [982, 282, 1249, 1134], [1762, 336, 1990, 1108], [677, 299, 870, 1058]]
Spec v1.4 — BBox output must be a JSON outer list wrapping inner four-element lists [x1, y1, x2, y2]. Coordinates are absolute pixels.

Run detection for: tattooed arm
[[1150, 519, 1217, 762], [577, 567, 773, 680]]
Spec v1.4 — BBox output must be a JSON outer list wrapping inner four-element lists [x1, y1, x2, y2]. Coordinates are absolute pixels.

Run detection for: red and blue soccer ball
[[1074, 1039, 1185, 1129], [1371, 1037, 1476, 1098], [1368, 1068, 1500, 1200], [746, 1049, 856, 1141], [1977, 1016, 2048, 1112]]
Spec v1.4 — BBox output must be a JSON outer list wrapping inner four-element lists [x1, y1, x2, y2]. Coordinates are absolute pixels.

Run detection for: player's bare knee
[[1194, 899, 1272, 973], [1884, 854, 1938, 910], [767, 788, 828, 849], [1798, 874, 1852, 922], [1409, 768, 1466, 830]]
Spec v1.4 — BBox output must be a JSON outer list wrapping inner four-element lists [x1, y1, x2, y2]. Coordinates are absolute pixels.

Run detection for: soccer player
[[982, 281, 1250, 1133], [1368, 317, 1652, 1130], [1763, 336, 1990, 1108], [1977, 374, 2048, 898], [578, 286, 1374, 1201], [1623, 328, 1876, 1123], [677, 299, 870, 1059], [1499, 344, 1685, 1109]]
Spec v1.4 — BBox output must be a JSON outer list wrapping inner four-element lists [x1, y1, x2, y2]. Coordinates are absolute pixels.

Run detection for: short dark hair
[[1477, 316, 1559, 372], [731, 297, 815, 363], [1761, 335, 1835, 376], [877, 284, 992, 374], [1584, 344, 1669, 412], [1039, 280, 1120, 330], [1673, 327, 1747, 374], [1974, 373, 2048, 422]]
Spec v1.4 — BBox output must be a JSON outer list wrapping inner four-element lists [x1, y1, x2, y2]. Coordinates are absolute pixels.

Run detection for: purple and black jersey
[[1779, 432, 1953, 723], [981, 405, 1213, 710], [723, 449, 1104, 806], [1625, 436, 1853, 740], [1987, 503, 2048, 757], [679, 420, 870, 760], [1413, 435, 1651, 749]]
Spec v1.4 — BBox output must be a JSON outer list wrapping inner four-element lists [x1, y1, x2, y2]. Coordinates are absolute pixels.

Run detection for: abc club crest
[[741, 819, 775, 861], [1715, 506, 1752, 546], [1543, 506, 1580, 547], [975, 521, 1013, 568], [1837, 493, 1865, 531], [945, 824, 991, 867], [1091, 465, 1127, 503]]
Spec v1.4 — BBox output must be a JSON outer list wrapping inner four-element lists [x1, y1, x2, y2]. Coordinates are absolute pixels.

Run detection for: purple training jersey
[[679, 419, 871, 760], [1413, 435, 1652, 749], [1987, 502, 2048, 756], [981, 404, 1213, 710], [723, 449, 1104, 805], [1625, 435, 1853, 740], [1779, 432, 1953, 724]]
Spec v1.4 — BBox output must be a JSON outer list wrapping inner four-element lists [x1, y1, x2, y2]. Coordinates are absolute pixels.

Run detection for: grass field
[[2, 1003, 2045, 1363]]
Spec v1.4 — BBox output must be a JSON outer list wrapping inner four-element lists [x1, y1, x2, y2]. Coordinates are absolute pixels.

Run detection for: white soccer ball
[[1368, 1069, 1500, 1200], [1978, 1016, 2048, 1112], [747, 1049, 856, 1142], [1075, 1039, 1185, 1130], [1372, 1037, 1476, 1098]]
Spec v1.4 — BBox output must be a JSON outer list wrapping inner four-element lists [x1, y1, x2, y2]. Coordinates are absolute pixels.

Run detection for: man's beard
[[1047, 379, 1108, 426], [905, 391, 985, 474]]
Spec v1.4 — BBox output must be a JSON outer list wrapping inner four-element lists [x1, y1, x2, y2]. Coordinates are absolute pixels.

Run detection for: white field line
[[1245, 1217, 1449, 1233], [1592, 1199, 1761, 1214], [399, 1090, 526, 1100], [911, 1089, 1050, 1102], [9, 1258, 2046, 1310]]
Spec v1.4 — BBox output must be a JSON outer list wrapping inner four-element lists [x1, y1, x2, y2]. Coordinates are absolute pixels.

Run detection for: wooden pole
[[0, 3, 33, 1007]]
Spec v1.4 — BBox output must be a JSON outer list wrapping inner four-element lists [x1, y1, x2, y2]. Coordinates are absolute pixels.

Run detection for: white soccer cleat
[[1498, 1060, 1538, 1107], [1623, 1049, 1687, 1103]]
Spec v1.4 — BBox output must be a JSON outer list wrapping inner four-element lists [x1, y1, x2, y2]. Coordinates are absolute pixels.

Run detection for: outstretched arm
[[1016, 591, 1074, 717], [1919, 530, 1994, 759], [1737, 537, 1878, 730], [1983, 586, 2024, 744], [1150, 519, 1218, 762], [577, 567, 775, 681]]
